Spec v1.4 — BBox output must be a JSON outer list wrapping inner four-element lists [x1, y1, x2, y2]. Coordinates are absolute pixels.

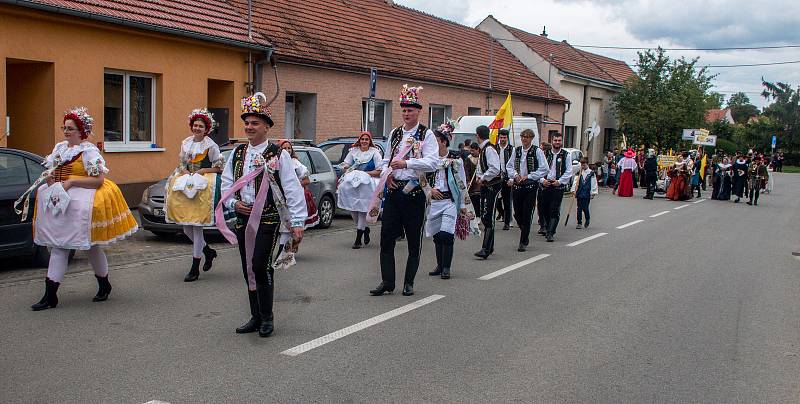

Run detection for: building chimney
[[385, 0, 394, 4], [541, 26, 548, 38]]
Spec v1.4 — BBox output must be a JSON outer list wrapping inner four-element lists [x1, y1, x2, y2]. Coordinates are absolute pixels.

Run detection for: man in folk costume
[[368, 85, 438, 297], [473, 125, 503, 259], [643, 148, 659, 199], [537, 141, 552, 235], [496, 129, 514, 230], [216, 93, 307, 337], [539, 133, 573, 242], [505, 128, 548, 252]]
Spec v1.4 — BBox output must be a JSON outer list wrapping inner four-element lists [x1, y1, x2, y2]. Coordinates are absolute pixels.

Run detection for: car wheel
[[315, 195, 335, 229], [31, 245, 50, 268]]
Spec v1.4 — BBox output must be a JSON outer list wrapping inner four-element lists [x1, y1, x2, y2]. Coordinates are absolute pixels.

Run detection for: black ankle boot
[[440, 267, 451, 279], [184, 258, 201, 282], [235, 291, 261, 333], [202, 245, 217, 272], [352, 230, 363, 249], [363, 227, 371, 245], [256, 283, 274, 337], [31, 278, 59, 311], [92, 275, 112, 302]]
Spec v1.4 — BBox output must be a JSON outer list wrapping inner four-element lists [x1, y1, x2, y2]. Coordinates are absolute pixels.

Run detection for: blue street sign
[[369, 68, 378, 99], [772, 135, 777, 148]]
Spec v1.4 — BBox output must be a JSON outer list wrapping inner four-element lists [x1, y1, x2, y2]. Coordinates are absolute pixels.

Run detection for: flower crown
[[241, 92, 272, 117], [188, 108, 216, 133], [437, 119, 457, 135], [399, 84, 423, 106], [63, 107, 94, 137]]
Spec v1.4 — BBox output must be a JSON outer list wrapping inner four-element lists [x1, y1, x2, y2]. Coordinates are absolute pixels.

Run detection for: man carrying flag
[[488, 91, 514, 144]]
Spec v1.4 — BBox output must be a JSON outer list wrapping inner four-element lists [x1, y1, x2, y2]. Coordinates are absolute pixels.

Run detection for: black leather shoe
[[92, 275, 112, 302], [363, 227, 371, 245], [184, 258, 201, 282], [369, 282, 395, 296], [538, 227, 546, 235], [517, 243, 526, 252], [428, 267, 442, 276], [401, 283, 414, 296], [202, 245, 217, 271], [503, 224, 510, 231], [546, 233, 554, 242], [746, 201, 752, 205], [235, 317, 261, 334], [258, 319, 274, 337], [440, 268, 450, 279], [31, 278, 59, 311], [474, 249, 491, 259]]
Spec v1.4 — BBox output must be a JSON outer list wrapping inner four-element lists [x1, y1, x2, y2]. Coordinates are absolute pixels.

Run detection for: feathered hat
[[188, 108, 216, 134], [434, 119, 456, 145], [63, 107, 94, 139], [399, 84, 423, 109], [624, 148, 635, 158], [241, 92, 274, 127]]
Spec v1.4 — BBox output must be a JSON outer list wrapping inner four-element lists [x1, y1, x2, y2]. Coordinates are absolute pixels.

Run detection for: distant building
[[705, 109, 736, 124]]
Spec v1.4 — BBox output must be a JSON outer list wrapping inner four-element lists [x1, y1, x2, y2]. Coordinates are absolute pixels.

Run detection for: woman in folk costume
[[731, 153, 749, 203], [426, 122, 474, 280], [16, 107, 138, 311], [666, 155, 691, 201], [616, 148, 637, 197], [276, 140, 318, 254], [337, 131, 383, 249], [716, 157, 733, 201], [165, 109, 224, 282]]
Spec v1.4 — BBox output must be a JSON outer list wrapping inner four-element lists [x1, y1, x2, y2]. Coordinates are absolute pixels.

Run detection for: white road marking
[[616, 220, 644, 229], [566, 233, 608, 247], [478, 254, 550, 280], [692, 198, 707, 204], [281, 294, 445, 356], [143, 401, 170, 404], [674, 204, 691, 210], [650, 210, 671, 218]]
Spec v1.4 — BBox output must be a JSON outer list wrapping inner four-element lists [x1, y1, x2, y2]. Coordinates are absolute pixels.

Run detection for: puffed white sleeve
[[278, 150, 308, 228], [371, 148, 384, 170], [341, 148, 355, 169], [220, 150, 236, 211], [43, 142, 63, 168], [405, 130, 439, 173], [481, 146, 501, 181], [591, 174, 599, 196], [506, 150, 518, 178], [82, 146, 109, 177], [295, 160, 310, 179], [208, 143, 225, 169]]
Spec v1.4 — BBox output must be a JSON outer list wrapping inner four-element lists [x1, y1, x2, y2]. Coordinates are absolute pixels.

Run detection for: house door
[[5, 59, 54, 156]]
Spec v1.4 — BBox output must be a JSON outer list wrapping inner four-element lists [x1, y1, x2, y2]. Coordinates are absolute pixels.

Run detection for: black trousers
[[511, 183, 538, 246], [540, 185, 565, 235], [479, 183, 501, 252], [537, 187, 547, 230], [469, 194, 482, 218], [235, 216, 279, 321], [380, 188, 426, 286], [433, 231, 455, 270], [497, 180, 513, 224], [748, 185, 760, 204], [644, 172, 657, 198], [576, 197, 590, 224]]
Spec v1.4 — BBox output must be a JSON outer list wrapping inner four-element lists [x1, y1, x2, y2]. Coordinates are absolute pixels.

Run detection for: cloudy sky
[[396, 0, 800, 109]]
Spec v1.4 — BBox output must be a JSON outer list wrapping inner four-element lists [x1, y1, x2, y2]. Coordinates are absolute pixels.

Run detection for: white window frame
[[362, 99, 391, 137], [429, 104, 451, 129], [103, 69, 160, 152]]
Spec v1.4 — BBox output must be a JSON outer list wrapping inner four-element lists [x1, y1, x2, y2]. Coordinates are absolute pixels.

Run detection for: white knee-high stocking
[[46, 247, 71, 282], [183, 225, 206, 258], [351, 211, 367, 230], [87, 245, 109, 277]]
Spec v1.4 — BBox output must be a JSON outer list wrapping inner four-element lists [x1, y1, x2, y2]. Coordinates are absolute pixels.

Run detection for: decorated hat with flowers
[[399, 84, 423, 109], [188, 108, 216, 134], [63, 107, 94, 139], [434, 119, 457, 145], [241, 92, 274, 127]]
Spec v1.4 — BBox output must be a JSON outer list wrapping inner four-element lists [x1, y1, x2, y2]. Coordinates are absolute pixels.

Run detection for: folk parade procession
[[2, 0, 798, 402]]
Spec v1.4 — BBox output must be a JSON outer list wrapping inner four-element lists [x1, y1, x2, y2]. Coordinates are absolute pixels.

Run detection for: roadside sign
[[772, 135, 777, 148], [369, 67, 378, 99], [657, 155, 678, 169], [368, 99, 375, 123], [682, 128, 708, 141], [692, 132, 717, 146]]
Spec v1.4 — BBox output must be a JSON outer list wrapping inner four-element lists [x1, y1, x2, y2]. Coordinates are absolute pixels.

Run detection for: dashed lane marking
[[674, 204, 691, 210], [650, 211, 671, 218], [693, 198, 707, 204], [616, 220, 644, 229], [478, 254, 550, 280], [566, 233, 608, 247], [281, 294, 445, 356]]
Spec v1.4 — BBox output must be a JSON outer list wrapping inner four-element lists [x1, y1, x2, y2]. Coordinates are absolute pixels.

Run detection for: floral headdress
[[241, 92, 274, 127], [352, 131, 376, 149], [63, 107, 94, 139], [188, 108, 216, 134], [434, 119, 457, 146], [399, 84, 423, 109]]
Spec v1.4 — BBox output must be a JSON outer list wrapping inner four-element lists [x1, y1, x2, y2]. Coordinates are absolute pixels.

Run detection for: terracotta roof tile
[[16, 0, 270, 48], [705, 108, 733, 123], [504, 23, 633, 85], [227, 0, 566, 102]]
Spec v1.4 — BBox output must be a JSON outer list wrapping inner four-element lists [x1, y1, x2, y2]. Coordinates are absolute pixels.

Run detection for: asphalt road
[[1, 174, 798, 403]]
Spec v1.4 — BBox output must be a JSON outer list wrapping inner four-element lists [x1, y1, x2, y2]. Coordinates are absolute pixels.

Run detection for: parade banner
[[682, 128, 709, 141], [657, 155, 677, 170], [692, 133, 717, 146]]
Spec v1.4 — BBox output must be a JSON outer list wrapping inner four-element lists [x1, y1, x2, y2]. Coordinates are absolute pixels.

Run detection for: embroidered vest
[[546, 149, 569, 179], [389, 124, 434, 186], [231, 143, 284, 219], [498, 145, 513, 175], [513, 145, 539, 176], [576, 173, 592, 199]]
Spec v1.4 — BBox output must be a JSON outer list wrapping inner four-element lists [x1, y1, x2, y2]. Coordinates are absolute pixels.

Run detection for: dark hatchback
[[0, 148, 49, 266]]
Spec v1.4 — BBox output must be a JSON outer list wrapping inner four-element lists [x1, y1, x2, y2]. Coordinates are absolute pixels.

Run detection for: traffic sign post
[[368, 68, 378, 127], [772, 135, 777, 152]]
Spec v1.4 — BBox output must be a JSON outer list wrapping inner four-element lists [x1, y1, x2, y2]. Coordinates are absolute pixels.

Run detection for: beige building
[[478, 16, 635, 160]]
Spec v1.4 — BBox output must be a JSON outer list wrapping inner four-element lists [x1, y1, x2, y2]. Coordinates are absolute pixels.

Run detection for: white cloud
[[395, 0, 800, 109]]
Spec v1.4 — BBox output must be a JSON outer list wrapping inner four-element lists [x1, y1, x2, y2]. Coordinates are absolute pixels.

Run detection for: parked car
[[138, 142, 337, 238], [318, 136, 388, 179], [0, 147, 50, 266]]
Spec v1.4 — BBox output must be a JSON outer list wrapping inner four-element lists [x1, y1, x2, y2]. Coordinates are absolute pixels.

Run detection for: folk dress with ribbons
[[426, 152, 469, 237]]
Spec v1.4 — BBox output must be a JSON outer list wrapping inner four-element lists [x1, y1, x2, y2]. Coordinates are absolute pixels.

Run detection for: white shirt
[[476, 139, 501, 182], [220, 141, 307, 228], [433, 153, 467, 194], [498, 143, 511, 175], [45, 141, 108, 176], [505, 145, 548, 182], [380, 124, 439, 180], [618, 156, 637, 171], [542, 148, 573, 185], [570, 168, 599, 196]]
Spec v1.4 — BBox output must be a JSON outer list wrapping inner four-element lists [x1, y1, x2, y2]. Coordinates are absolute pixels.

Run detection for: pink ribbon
[[365, 141, 416, 224], [215, 165, 270, 291]]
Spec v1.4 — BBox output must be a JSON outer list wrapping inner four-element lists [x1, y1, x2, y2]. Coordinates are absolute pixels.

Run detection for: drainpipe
[[487, 37, 494, 114], [581, 84, 588, 153]]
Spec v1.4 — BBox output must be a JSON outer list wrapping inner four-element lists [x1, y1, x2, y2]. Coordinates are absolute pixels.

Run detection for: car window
[[25, 158, 45, 181], [310, 150, 331, 173], [322, 143, 346, 165], [0, 153, 31, 186], [296, 151, 313, 174]]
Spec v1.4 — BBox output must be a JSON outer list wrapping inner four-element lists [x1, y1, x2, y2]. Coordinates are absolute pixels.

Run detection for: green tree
[[726, 92, 759, 124], [613, 48, 716, 151], [761, 80, 799, 152], [705, 91, 725, 110]]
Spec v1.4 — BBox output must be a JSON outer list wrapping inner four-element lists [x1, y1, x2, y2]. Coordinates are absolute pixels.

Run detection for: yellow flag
[[700, 154, 708, 180], [488, 91, 513, 144]]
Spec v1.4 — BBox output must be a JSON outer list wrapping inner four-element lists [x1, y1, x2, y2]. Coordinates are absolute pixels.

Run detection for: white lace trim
[[180, 136, 217, 159], [47, 141, 103, 168], [90, 209, 135, 228]]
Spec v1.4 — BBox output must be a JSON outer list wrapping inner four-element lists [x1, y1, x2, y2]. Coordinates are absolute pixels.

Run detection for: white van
[[451, 116, 540, 150]]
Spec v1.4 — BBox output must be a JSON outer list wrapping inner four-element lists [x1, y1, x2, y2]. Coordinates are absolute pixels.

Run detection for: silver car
[[138, 143, 338, 237]]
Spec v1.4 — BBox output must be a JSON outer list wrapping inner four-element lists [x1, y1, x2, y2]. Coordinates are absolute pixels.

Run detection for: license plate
[[153, 208, 164, 216]]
